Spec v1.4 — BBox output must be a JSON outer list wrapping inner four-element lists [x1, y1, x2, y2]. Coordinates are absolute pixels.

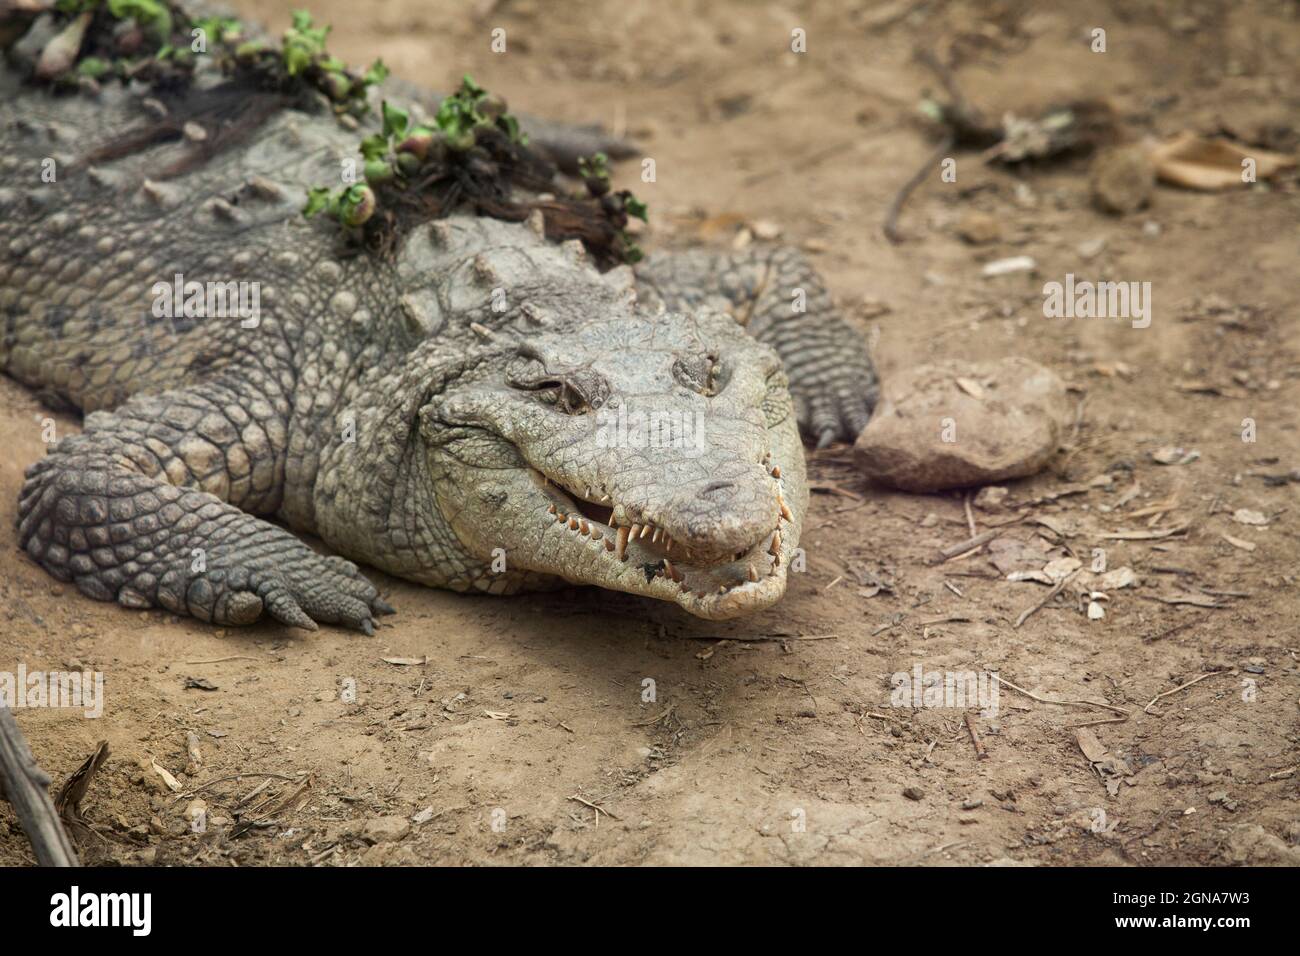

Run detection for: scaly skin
[[0, 34, 878, 631]]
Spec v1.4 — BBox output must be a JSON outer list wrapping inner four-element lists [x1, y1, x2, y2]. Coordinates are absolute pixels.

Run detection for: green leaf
[[499, 113, 522, 143], [364, 158, 394, 183], [234, 39, 268, 58], [625, 196, 648, 222], [106, 0, 172, 40], [284, 46, 311, 76], [363, 58, 389, 87], [339, 184, 376, 226], [302, 186, 335, 218], [76, 57, 110, 78], [620, 237, 644, 264], [381, 101, 409, 139], [578, 153, 611, 182], [359, 133, 389, 161], [282, 9, 331, 76]]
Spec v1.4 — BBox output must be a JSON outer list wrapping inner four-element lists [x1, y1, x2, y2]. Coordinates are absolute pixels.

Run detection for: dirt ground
[[3, 0, 1299, 866]]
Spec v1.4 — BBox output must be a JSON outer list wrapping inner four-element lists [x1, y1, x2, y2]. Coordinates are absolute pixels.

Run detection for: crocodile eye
[[673, 352, 728, 396], [507, 354, 608, 415]]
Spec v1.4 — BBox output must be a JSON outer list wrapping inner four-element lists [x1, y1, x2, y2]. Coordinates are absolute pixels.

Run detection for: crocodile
[[0, 8, 879, 632]]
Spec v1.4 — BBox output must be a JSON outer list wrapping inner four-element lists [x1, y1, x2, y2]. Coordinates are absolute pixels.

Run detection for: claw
[[373, 597, 397, 615], [815, 428, 836, 450], [360, 618, 375, 636]]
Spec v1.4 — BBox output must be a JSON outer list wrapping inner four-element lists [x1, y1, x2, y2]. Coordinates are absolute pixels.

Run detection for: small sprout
[[395, 152, 422, 176], [381, 101, 410, 139], [364, 158, 395, 184], [321, 71, 352, 102], [302, 186, 335, 219], [624, 195, 648, 222], [193, 16, 241, 45], [396, 126, 436, 161], [363, 58, 389, 87], [106, 0, 174, 43], [76, 56, 111, 78], [620, 239, 645, 264], [282, 9, 330, 77], [499, 113, 525, 144], [435, 74, 488, 146], [302, 183, 375, 227], [339, 184, 375, 227], [578, 152, 611, 197], [578, 153, 610, 181], [234, 39, 270, 60]]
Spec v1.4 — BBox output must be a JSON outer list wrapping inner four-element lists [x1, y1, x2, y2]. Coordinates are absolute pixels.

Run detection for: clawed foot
[[186, 548, 396, 635], [794, 362, 880, 449]]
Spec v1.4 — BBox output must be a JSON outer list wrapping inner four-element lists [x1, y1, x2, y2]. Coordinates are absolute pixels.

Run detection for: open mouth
[[530, 454, 795, 609]]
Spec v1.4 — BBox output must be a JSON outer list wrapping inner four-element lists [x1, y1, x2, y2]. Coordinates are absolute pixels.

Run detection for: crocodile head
[[419, 305, 807, 620]]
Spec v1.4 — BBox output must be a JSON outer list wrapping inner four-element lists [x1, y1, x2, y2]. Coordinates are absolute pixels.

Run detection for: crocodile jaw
[[533, 414, 806, 620], [431, 412, 806, 619]]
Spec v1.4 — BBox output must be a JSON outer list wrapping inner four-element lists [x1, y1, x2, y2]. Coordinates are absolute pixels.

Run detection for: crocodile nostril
[[701, 481, 736, 498]]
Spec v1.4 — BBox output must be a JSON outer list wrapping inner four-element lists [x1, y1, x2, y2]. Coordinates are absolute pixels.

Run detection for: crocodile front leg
[[16, 368, 390, 633], [635, 246, 880, 447]]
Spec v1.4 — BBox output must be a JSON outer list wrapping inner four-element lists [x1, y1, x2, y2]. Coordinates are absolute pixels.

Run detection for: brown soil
[[3, 0, 1298, 866]]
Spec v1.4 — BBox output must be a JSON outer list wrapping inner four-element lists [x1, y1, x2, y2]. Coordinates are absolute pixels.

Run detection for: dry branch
[[0, 706, 79, 866]]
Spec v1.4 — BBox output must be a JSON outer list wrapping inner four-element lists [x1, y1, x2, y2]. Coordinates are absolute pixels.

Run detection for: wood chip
[[150, 757, 182, 793], [1076, 728, 1109, 763], [1099, 523, 1190, 541], [1221, 533, 1257, 552]]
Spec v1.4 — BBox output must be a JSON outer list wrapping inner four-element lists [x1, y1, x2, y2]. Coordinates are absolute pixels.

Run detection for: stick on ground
[[0, 706, 79, 866]]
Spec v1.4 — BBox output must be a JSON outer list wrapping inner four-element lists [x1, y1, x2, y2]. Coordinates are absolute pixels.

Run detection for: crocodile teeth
[[748, 564, 758, 582], [580, 519, 590, 535], [771, 465, 782, 479], [628, 523, 641, 543], [779, 496, 793, 522], [591, 530, 603, 543], [568, 517, 579, 531], [663, 558, 677, 581], [604, 537, 615, 552], [640, 524, 651, 540], [652, 527, 662, 543], [546, 504, 556, 515], [769, 530, 781, 556], [616, 527, 630, 561]]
